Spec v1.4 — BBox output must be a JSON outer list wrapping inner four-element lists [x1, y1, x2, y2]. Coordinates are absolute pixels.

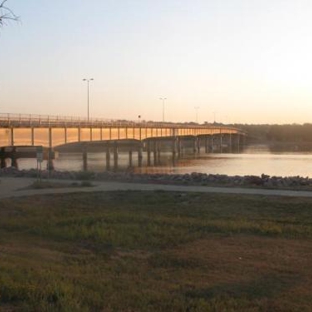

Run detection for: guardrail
[[0, 113, 243, 133]]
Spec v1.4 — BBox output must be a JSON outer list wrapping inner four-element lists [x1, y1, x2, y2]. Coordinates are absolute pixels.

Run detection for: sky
[[1, 0, 312, 124]]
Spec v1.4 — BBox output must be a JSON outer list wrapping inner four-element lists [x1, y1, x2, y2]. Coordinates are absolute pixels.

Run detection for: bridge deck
[[0, 113, 245, 148]]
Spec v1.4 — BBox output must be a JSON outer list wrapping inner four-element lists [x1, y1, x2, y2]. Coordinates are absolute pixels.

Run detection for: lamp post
[[194, 106, 200, 123], [159, 97, 167, 122], [83, 78, 94, 121]]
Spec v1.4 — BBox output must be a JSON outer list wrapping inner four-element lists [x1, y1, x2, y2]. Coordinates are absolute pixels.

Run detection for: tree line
[[236, 124, 312, 142]]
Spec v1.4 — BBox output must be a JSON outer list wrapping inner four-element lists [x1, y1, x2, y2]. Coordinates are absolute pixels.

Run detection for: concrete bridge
[[0, 113, 246, 170]]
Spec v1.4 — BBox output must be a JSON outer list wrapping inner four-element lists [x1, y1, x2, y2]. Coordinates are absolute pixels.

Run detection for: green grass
[[0, 191, 312, 311]]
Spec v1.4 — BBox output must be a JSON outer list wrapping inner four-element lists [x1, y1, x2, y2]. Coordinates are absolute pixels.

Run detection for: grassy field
[[0, 190, 311, 311]]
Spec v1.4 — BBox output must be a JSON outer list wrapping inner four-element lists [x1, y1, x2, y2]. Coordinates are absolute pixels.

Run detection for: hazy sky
[[1, 0, 312, 124]]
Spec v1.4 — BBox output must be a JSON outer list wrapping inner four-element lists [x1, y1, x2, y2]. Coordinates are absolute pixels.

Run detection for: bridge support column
[[47, 127, 54, 171], [220, 135, 223, 153], [64, 127, 68, 144], [106, 143, 111, 170], [31, 128, 35, 146], [10, 128, 14, 146], [48, 127, 53, 149], [157, 142, 161, 162], [205, 136, 209, 153], [229, 133, 232, 153], [113, 141, 118, 170], [177, 138, 182, 157], [153, 141, 158, 165], [147, 141, 151, 166], [1, 157, 6, 168], [47, 148, 55, 171], [211, 135, 214, 153], [129, 150, 133, 167], [172, 138, 177, 160], [78, 127, 81, 142], [11, 147, 18, 169], [0, 148, 5, 168], [138, 146, 143, 167], [196, 137, 200, 154], [193, 138, 197, 154], [82, 146, 88, 172]]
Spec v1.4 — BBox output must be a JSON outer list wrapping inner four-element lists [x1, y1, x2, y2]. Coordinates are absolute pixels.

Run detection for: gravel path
[[2, 177, 312, 199]]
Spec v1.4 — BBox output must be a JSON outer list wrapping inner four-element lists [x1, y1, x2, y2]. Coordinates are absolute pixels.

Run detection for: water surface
[[15, 147, 312, 178]]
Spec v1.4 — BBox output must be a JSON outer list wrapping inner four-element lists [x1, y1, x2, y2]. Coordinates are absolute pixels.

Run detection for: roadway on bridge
[[1, 177, 312, 199]]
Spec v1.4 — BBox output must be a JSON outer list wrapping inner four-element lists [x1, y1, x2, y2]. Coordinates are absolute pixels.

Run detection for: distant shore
[[1, 166, 312, 191]]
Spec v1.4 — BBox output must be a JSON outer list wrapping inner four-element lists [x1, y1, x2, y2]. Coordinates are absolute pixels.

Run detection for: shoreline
[[2, 167, 312, 191]]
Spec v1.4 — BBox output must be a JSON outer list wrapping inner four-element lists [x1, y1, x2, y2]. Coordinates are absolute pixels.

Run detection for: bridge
[[0, 113, 246, 170]]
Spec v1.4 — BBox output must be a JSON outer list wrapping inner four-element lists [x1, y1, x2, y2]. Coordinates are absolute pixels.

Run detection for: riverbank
[[2, 166, 312, 191]]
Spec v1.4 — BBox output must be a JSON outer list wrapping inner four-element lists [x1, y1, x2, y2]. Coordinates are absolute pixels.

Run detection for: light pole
[[159, 97, 167, 122], [83, 78, 94, 121], [194, 106, 200, 123]]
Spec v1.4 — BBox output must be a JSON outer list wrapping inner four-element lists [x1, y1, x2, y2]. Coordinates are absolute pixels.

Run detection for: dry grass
[[0, 191, 311, 311]]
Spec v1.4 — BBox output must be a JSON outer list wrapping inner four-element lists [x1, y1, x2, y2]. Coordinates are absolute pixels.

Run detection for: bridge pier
[[229, 133, 232, 153], [78, 127, 81, 142], [211, 135, 216, 152], [106, 143, 111, 170], [47, 148, 55, 171], [157, 142, 161, 163], [129, 150, 133, 167], [83, 146, 88, 171], [204, 136, 209, 153], [113, 141, 118, 170], [31, 128, 35, 146], [196, 137, 200, 154], [11, 147, 18, 169], [10, 128, 14, 146], [172, 138, 177, 160], [138, 147, 143, 167], [1, 157, 6, 168], [220, 135, 223, 154], [147, 141, 151, 166], [177, 138, 182, 157], [64, 127, 68, 144], [153, 141, 158, 165]]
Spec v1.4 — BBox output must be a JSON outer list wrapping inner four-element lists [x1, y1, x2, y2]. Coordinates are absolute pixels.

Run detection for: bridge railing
[[0, 113, 244, 134], [0, 113, 119, 126]]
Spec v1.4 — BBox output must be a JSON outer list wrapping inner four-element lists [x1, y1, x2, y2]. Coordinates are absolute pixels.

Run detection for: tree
[[0, 0, 18, 27]]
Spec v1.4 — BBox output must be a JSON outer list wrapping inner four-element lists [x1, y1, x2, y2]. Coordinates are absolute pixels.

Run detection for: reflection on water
[[16, 146, 312, 177]]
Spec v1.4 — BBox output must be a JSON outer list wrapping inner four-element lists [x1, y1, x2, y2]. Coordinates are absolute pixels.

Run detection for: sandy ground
[[2, 177, 312, 199]]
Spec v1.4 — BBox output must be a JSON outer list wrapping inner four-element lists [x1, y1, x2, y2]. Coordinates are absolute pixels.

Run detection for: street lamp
[[159, 97, 167, 122], [83, 78, 94, 121], [194, 106, 200, 123]]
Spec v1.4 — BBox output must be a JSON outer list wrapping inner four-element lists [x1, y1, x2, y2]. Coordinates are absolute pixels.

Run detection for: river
[[13, 145, 312, 178]]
